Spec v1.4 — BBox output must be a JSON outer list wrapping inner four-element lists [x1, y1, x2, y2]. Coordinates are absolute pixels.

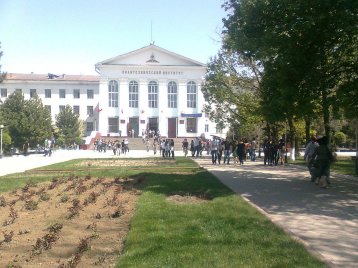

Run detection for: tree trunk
[[304, 117, 311, 145], [288, 118, 296, 161], [322, 89, 331, 144], [356, 122, 358, 175]]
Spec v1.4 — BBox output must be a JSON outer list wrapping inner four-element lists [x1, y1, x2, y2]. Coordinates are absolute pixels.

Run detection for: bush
[[334, 131, 346, 147]]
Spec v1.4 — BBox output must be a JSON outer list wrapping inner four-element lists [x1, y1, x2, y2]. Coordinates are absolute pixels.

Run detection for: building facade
[[0, 44, 225, 140]]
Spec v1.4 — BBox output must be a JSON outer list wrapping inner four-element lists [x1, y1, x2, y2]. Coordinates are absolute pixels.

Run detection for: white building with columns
[[1, 44, 226, 140], [95, 44, 221, 138]]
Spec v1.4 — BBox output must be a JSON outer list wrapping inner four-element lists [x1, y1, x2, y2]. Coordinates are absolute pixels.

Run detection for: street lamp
[[0, 124, 4, 159]]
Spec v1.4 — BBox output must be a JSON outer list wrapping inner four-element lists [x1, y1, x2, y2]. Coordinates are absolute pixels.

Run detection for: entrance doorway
[[128, 117, 139, 137], [168, 118, 177, 138], [148, 117, 158, 135]]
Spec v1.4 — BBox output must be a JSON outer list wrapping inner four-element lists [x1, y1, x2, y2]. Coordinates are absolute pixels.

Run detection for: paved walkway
[[193, 158, 358, 268], [0, 149, 185, 177], [1, 152, 357, 267]]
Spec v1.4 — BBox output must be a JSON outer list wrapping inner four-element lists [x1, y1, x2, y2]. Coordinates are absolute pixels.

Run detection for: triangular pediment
[[96, 44, 205, 67]]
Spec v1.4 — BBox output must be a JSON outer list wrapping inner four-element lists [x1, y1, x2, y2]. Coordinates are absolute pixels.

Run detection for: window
[[73, 89, 80, 99], [205, 124, 209, 132], [148, 81, 158, 108], [59, 89, 66, 98], [129, 81, 138, 108], [167, 81, 177, 108], [73, 105, 80, 115], [186, 118, 197, 133], [108, 80, 119, 107], [187, 81, 197, 108], [59, 105, 65, 112], [0, 88, 7, 97], [108, 117, 119, 132], [15, 89, 22, 93], [45, 89, 51, 98], [86, 122, 94, 132], [87, 89, 94, 99], [30, 89, 37, 98], [45, 105, 51, 113], [87, 106, 93, 116]]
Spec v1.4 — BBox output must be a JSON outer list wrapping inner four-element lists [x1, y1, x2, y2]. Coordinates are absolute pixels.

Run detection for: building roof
[[4, 73, 99, 82], [96, 44, 206, 69]]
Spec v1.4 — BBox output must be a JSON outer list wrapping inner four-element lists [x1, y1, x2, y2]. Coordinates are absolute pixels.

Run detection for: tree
[[222, 0, 358, 145], [201, 47, 263, 140], [0, 42, 6, 83], [0, 92, 52, 149], [55, 105, 82, 147]]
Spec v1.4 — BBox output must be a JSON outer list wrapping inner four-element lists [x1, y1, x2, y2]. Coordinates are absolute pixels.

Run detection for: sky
[[0, 0, 227, 75]]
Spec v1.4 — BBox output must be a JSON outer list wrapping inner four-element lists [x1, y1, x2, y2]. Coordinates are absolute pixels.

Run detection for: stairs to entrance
[[92, 136, 190, 151]]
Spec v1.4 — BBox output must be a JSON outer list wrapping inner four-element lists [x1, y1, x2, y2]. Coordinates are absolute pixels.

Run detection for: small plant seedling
[[0, 196, 7, 207], [24, 200, 38, 211]]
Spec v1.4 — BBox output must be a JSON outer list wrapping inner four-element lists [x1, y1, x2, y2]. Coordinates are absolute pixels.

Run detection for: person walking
[[182, 138, 189, 157], [170, 139, 175, 158], [237, 140, 246, 165], [223, 140, 232, 164], [190, 140, 195, 157], [304, 136, 319, 182], [310, 136, 333, 188], [211, 138, 219, 164], [250, 138, 257, 161], [217, 140, 223, 164]]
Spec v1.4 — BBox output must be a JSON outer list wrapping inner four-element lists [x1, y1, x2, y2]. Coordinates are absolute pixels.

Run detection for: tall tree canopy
[[0, 92, 52, 148], [0, 42, 5, 83], [55, 105, 82, 147], [222, 0, 358, 141]]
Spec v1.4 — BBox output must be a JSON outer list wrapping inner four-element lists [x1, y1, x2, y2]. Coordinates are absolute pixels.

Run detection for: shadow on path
[[194, 159, 358, 268]]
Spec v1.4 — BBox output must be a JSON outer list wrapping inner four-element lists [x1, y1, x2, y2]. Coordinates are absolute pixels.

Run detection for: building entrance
[[168, 118, 177, 138], [148, 117, 158, 135], [128, 117, 139, 137]]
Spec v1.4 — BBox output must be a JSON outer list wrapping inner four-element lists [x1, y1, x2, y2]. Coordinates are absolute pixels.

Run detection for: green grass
[[117, 168, 324, 267], [0, 157, 325, 267], [291, 157, 357, 176]]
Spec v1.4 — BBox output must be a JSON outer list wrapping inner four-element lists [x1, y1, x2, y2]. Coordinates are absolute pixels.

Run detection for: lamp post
[[0, 124, 4, 159]]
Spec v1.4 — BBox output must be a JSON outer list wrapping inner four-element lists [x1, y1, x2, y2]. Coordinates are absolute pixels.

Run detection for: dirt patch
[[166, 191, 212, 205], [0, 175, 143, 267]]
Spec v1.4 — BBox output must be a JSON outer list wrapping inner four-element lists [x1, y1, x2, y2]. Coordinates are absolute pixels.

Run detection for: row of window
[[45, 105, 94, 116], [0, 88, 94, 99], [85, 120, 210, 134], [103, 117, 200, 134], [108, 80, 197, 109]]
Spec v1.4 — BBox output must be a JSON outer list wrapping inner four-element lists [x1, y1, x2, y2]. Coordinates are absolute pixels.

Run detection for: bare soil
[[0, 175, 142, 268]]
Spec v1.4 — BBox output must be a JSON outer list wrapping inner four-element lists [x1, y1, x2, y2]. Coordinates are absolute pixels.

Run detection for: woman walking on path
[[310, 136, 333, 188]]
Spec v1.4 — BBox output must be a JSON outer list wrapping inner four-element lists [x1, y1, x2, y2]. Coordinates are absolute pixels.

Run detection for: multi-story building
[[0, 44, 225, 140]]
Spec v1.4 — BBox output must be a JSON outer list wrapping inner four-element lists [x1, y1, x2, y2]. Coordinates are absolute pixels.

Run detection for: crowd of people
[[94, 138, 129, 155], [39, 132, 333, 190], [182, 137, 260, 165]]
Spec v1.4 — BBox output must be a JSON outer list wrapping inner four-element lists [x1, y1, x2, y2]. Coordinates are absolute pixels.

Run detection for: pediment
[[96, 44, 205, 67]]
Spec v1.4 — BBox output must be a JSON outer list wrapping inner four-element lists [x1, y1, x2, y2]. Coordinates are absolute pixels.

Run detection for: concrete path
[[1, 151, 357, 267], [0, 149, 185, 177], [193, 158, 358, 268]]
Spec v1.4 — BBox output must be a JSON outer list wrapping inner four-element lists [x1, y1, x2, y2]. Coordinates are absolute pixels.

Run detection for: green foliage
[[202, 48, 263, 138], [0, 92, 52, 149], [334, 131, 347, 147], [1, 131, 12, 152], [222, 0, 358, 142], [0, 42, 6, 83], [55, 105, 82, 147]]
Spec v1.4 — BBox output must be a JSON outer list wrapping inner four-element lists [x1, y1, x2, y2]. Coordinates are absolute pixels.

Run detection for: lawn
[[290, 156, 357, 176], [0, 157, 325, 267]]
